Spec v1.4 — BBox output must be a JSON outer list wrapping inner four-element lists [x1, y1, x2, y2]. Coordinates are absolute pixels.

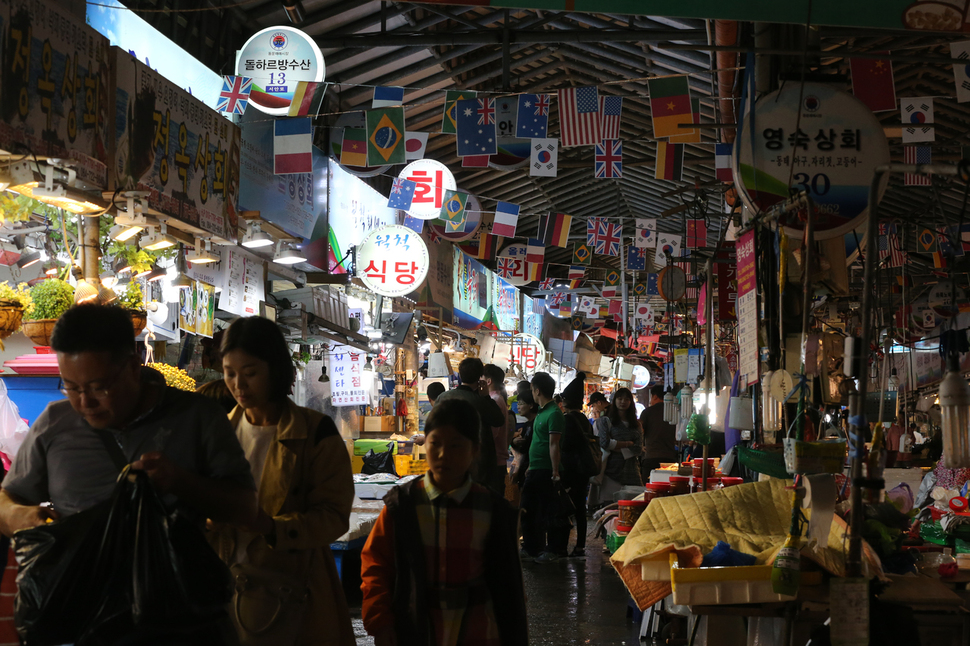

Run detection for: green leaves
[[26, 279, 74, 320]]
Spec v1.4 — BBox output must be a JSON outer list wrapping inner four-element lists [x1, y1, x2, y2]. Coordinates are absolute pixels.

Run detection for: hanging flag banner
[[736, 229, 759, 386], [217, 76, 254, 115], [900, 97, 935, 143], [366, 107, 407, 166], [339, 127, 368, 167], [654, 233, 682, 267], [357, 224, 430, 297], [603, 270, 620, 298], [235, 26, 326, 116], [558, 86, 600, 147], [516, 93, 551, 138], [462, 154, 490, 168], [646, 273, 660, 295], [599, 96, 623, 140], [593, 220, 622, 256], [849, 55, 896, 113], [405, 131, 429, 160], [274, 118, 314, 174], [648, 76, 692, 139], [373, 86, 405, 108], [715, 143, 733, 182], [440, 190, 469, 232], [526, 238, 546, 264], [456, 97, 498, 156], [951, 41, 970, 103], [568, 265, 585, 280], [288, 81, 327, 117], [530, 138, 558, 176], [736, 82, 890, 240], [655, 141, 684, 181], [492, 201, 521, 237], [586, 217, 602, 246], [387, 178, 418, 210], [573, 242, 592, 265], [442, 89, 477, 134], [627, 247, 646, 270], [537, 213, 572, 248], [904, 146, 932, 186], [686, 219, 707, 248], [399, 159, 456, 219], [668, 97, 701, 144], [594, 139, 623, 178], [635, 218, 657, 248]]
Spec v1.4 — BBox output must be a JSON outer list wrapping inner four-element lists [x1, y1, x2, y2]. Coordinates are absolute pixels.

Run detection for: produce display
[[148, 362, 197, 391]]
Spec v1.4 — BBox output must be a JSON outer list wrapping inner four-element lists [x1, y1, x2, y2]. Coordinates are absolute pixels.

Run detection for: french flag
[[274, 118, 313, 175]]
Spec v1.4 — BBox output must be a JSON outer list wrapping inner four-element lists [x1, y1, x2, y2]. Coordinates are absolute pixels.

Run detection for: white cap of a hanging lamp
[[187, 237, 219, 264], [273, 241, 306, 265], [242, 221, 274, 249]]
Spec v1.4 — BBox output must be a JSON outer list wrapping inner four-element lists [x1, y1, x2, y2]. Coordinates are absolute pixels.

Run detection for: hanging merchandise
[[679, 384, 694, 421], [939, 333, 970, 468], [663, 390, 679, 424], [356, 225, 430, 298]]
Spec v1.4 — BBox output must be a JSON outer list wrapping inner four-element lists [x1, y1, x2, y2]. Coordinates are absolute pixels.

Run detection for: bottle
[[770, 533, 801, 596]]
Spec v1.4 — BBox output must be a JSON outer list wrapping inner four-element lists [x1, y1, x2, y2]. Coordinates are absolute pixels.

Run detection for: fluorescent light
[[241, 221, 274, 249], [187, 237, 218, 264], [142, 222, 176, 251], [273, 241, 306, 265]]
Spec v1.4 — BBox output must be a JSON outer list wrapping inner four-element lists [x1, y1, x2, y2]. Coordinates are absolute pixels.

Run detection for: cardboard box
[[576, 348, 602, 374], [360, 417, 397, 434]]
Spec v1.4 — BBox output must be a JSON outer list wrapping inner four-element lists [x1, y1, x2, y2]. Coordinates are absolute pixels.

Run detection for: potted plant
[[118, 282, 148, 335], [0, 282, 30, 348], [22, 279, 74, 346]]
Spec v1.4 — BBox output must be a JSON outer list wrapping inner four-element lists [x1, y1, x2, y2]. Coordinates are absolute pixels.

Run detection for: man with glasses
[[0, 304, 257, 534]]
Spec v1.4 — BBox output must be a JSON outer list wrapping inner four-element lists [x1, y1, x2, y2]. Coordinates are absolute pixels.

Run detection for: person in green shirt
[[520, 372, 569, 563]]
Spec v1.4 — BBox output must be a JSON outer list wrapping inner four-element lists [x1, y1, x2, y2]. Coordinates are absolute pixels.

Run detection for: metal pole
[[797, 200, 814, 441], [702, 258, 715, 490]]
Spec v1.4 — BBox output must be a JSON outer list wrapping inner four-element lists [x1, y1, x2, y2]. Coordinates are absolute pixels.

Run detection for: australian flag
[[646, 273, 660, 296], [627, 247, 645, 270], [456, 98, 497, 156], [515, 93, 550, 138], [387, 178, 417, 210]]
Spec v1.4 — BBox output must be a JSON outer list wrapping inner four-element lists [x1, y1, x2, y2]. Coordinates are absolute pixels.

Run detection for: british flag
[[538, 278, 556, 290], [534, 94, 550, 116], [587, 217, 601, 246], [594, 220, 622, 256], [477, 98, 495, 125], [216, 76, 253, 115], [594, 139, 623, 179], [548, 292, 567, 307], [497, 257, 518, 279]]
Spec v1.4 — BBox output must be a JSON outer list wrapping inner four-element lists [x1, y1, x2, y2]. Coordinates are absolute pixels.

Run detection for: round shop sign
[[495, 243, 533, 286], [632, 364, 651, 390], [510, 333, 546, 373], [430, 191, 483, 242], [734, 82, 890, 240], [399, 160, 456, 220], [356, 224, 430, 297], [236, 26, 326, 116]]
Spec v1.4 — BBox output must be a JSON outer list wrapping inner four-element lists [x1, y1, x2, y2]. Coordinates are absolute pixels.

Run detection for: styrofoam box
[[354, 482, 395, 500], [641, 552, 680, 582], [671, 564, 798, 605]]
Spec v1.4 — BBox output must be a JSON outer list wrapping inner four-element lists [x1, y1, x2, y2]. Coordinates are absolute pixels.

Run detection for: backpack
[[567, 411, 601, 479]]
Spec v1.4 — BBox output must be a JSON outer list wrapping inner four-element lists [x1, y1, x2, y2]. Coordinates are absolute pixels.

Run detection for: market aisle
[[351, 535, 640, 645]]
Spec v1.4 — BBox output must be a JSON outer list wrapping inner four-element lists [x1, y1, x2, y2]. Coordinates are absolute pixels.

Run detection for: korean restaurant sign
[[509, 332, 546, 374], [112, 49, 240, 244], [495, 243, 532, 287], [398, 159, 456, 219], [735, 82, 889, 240], [235, 26, 325, 116], [0, 0, 111, 187], [403, 1, 970, 32], [330, 345, 369, 406], [357, 224, 430, 297]]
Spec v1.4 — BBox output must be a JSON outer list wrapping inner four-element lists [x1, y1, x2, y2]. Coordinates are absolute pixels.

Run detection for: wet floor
[[351, 535, 641, 645]]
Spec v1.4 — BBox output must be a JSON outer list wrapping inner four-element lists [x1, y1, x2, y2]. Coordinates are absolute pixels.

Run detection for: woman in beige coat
[[209, 316, 355, 645]]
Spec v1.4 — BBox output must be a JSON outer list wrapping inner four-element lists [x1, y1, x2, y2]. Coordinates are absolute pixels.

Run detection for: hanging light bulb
[[939, 352, 970, 468], [363, 356, 374, 372], [679, 384, 694, 421], [663, 390, 679, 423], [318, 366, 330, 383], [73, 279, 99, 304]]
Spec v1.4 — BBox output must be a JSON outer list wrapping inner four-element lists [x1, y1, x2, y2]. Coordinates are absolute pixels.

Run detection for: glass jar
[[617, 499, 649, 531], [692, 458, 716, 479], [720, 477, 744, 488], [668, 476, 691, 496], [690, 477, 720, 493], [644, 482, 671, 505]]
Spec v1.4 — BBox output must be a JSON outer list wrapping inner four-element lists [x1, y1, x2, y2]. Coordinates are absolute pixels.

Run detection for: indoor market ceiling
[[118, 0, 970, 303]]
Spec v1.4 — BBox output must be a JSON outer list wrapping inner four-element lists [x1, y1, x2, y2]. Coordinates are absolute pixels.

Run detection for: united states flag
[[880, 223, 907, 267], [558, 86, 601, 147], [904, 146, 931, 186], [599, 96, 623, 140]]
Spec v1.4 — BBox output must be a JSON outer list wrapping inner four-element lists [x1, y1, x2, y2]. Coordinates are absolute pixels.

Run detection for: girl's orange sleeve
[[360, 506, 397, 636]]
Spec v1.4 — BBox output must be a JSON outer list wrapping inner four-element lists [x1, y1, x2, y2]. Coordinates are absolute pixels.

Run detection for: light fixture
[[114, 257, 133, 275], [109, 223, 143, 242], [186, 237, 219, 264], [282, 0, 305, 24], [100, 269, 118, 288], [142, 222, 176, 251], [363, 356, 374, 371], [97, 286, 118, 305], [16, 251, 41, 269], [74, 279, 99, 304], [172, 273, 193, 289], [134, 265, 153, 279], [939, 351, 970, 468], [273, 240, 306, 265], [318, 366, 330, 383], [145, 264, 166, 282], [44, 261, 58, 276], [241, 221, 274, 249]]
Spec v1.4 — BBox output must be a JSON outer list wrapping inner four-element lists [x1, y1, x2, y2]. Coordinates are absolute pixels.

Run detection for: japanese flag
[[405, 132, 429, 160], [635, 303, 653, 321], [635, 218, 657, 248]]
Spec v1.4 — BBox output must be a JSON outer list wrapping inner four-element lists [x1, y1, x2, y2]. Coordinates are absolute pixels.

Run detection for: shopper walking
[[210, 316, 355, 646], [360, 398, 528, 646], [594, 388, 643, 505], [508, 391, 536, 506], [0, 305, 257, 644], [519, 372, 568, 563], [587, 392, 608, 426], [483, 364, 513, 494], [559, 373, 599, 559], [638, 385, 679, 476], [435, 358, 504, 491]]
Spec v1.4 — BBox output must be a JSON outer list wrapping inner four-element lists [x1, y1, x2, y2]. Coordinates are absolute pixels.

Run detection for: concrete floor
[[351, 535, 640, 645]]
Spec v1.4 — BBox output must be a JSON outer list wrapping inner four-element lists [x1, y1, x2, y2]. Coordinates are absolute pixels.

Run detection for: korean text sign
[[357, 224, 430, 297], [330, 345, 369, 407]]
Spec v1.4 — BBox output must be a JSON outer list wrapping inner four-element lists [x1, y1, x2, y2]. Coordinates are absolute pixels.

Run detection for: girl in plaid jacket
[[361, 398, 528, 646]]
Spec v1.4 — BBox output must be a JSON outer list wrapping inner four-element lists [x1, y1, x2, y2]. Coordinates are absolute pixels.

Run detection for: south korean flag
[[952, 41, 970, 103], [635, 218, 657, 248], [530, 138, 558, 177], [654, 233, 682, 268], [901, 97, 934, 143]]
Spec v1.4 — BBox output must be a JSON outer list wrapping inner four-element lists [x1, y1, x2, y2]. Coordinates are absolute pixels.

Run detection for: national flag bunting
[[442, 90, 477, 134], [594, 139, 623, 178], [538, 278, 556, 290], [951, 41, 970, 103], [403, 215, 424, 234], [558, 86, 600, 147], [216, 75, 252, 114], [366, 107, 406, 166], [288, 81, 327, 117], [646, 273, 660, 295], [904, 145, 931, 186], [440, 190, 468, 232], [457, 98, 498, 156], [548, 292, 567, 307], [274, 118, 313, 174], [461, 155, 490, 168], [647, 76, 692, 139], [526, 238, 546, 265], [526, 262, 542, 283], [599, 96, 623, 140], [497, 257, 519, 279], [627, 247, 646, 270], [372, 86, 405, 108], [901, 97, 935, 143], [568, 266, 585, 280], [387, 178, 417, 210], [608, 300, 622, 316], [516, 93, 550, 138], [715, 143, 733, 181], [568, 279, 582, 289], [586, 217, 601, 247], [668, 97, 700, 144], [687, 219, 707, 248], [603, 270, 620, 298], [405, 132, 429, 160], [537, 212, 572, 248], [655, 141, 684, 181], [492, 202, 520, 238], [572, 242, 592, 265], [635, 218, 657, 248], [850, 55, 896, 113], [339, 128, 368, 167], [633, 281, 646, 296], [594, 220, 622, 256], [530, 138, 558, 177], [917, 227, 938, 253]]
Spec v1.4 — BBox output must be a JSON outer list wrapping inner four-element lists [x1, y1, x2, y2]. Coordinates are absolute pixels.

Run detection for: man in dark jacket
[[638, 384, 679, 475], [559, 373, 597, 559]]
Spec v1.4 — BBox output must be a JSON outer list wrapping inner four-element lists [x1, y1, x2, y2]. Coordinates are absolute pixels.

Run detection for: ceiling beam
[[314, 28, 706, 49]]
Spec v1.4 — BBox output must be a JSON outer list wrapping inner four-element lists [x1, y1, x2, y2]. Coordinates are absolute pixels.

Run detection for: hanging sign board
[[495, 243, 533, 286], [510, 332, 546, 374], [717, 242, 737, 321], [736, 229, 759, 386], [399, 159, 456, 219], [494, 274, 520, 332], [453, 246, 492, 328], [330, 345, 369, 406], [357, 224, 430, 297], [632, 364, 650, 390], [220, 247, 265, 316], [112, 48, 241, 243], [0, 0, 111, 188], [735, 82, 889, 240], [235, 26, 325, 116]]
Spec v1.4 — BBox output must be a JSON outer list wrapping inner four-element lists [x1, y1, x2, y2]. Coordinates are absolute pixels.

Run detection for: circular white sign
[[356, 224, 429, 297], [430, 191, 483, 242], [495, 243, 533, 286], [398, 160, 456, 220], [236, 26, 326, 116], [632, 365, 650, 390], [510, 333, 546, 373], [735, 82, 890, 240]]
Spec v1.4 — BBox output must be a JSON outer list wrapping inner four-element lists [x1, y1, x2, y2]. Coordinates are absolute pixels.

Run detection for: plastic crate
[[671, 564, 821, 605], [393, 455, 411, 475], [408, 459, 428, 475]]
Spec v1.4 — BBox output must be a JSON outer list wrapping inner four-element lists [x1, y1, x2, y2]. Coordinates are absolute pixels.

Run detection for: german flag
[[647, 76, 692, 139], [537, 212, 572, 248], [287, 81, 327, 117], [655, 141, 684, 181]]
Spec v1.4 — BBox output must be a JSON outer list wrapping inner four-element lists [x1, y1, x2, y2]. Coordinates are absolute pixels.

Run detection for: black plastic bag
[[14, 467, 232, 646], [361, 442, 398, 477]]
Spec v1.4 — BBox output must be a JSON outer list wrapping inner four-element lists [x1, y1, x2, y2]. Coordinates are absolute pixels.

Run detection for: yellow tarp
[[610, 478, 885, 609]]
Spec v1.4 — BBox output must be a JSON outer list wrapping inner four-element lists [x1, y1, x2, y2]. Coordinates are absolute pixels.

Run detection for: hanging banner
[[195, 281, 215, 338], [235, 26, 325, 116], [178, 285, 196, 335], [717, 242, 737, 321], [220, 247, 265, 316], [494, 274, 520, 332], [453, 246, 492, 329], [112, 49, 241, 243], [735, 82, 889, 240], [330, 345, 369, 406], [524, 296, 544, 339], [414, 227, 454, 321], [357, 224, 430, 298], [509, 332, 546, 374], [736, 229, 759, 386], [0, 0, 111, 188]]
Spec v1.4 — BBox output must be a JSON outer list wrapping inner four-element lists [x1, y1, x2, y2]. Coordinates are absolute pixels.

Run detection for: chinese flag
[[850, 55, 896, 113]]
